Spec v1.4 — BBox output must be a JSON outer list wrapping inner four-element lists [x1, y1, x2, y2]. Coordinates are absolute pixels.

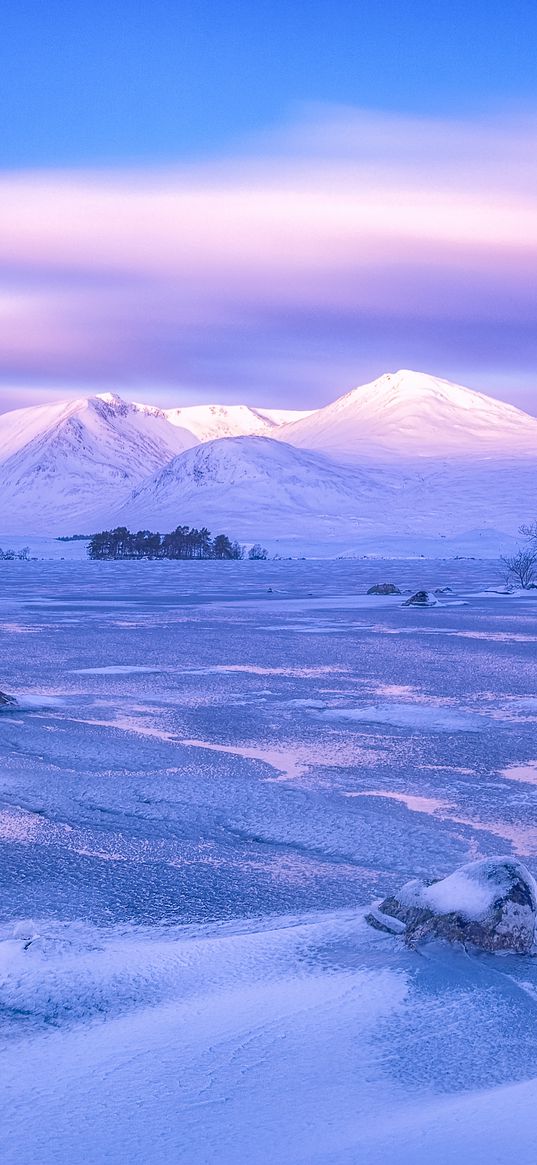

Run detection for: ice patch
[[509, 698, 537, 713], [10, 693, 65, 710], [180, 738, 309, 782], [72, 665, 166, 675], [343, 791, 451, 816], [345, 790, 537, 857], [262, 622, 346, 634], [0, 623, 43, 634], [287, 698, 328, 708], [321, 702, 486, 732], [68, 714, 177, 742], [373, 683, 417, 698], [187, 664, 346, 677], [0, 808, 45, 843], [456, 631, 537, 642], [501, 761, 537, 785]]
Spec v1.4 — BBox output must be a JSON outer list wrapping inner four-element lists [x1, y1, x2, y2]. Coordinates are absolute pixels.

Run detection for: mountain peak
[[345, 369, 496, 407], [95, 392, 125, 405], [278, 369, 537, 459], [161, 402, 313, 442]]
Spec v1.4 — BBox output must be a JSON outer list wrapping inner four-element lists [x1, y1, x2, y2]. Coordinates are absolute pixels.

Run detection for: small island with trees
[[87, 526, 268, 561]]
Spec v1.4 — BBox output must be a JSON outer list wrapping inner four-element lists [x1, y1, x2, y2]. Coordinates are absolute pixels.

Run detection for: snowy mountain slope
[[253, 406, 317, 427], [107, 435, 537, 554], [0, 398, 78, 463], [160, 403, 314, 442], [0, 393, 197, 465], [277, 369, 537, 460], [0, 394, 197, 534], [110, 436, 401, 540]]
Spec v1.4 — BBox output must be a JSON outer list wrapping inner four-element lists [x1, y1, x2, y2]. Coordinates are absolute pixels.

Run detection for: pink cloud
[[0, 106, 536, 399]]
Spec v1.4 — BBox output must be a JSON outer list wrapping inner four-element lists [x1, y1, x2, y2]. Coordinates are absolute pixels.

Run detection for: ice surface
[[73, 664, 166, 674], [1, 557, 537, 1163], [321, 702, 486, 731]]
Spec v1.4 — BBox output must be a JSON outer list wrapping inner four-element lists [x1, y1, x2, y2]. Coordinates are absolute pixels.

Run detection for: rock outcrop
[[402, 590, 438, 607], [366, 857, 537, 954], [367, 583, 401, 595], [0, 690, 17, 708]]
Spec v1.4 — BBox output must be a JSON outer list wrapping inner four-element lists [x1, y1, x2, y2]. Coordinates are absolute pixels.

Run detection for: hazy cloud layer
[[1, 106, 537, 411]]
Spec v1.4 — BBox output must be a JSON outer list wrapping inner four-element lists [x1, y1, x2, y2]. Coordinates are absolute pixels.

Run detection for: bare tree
[[248, 543, 269, 560], [501, 548, 537, 589], [520, 520, 537, 546]]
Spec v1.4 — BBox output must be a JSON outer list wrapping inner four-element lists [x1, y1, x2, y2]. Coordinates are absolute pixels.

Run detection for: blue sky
[[3, 0, 537, 165], [1, 1, 537, 412]]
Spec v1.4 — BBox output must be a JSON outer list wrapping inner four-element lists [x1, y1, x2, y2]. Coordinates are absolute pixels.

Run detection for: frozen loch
[[2, 558, 537, 1162]]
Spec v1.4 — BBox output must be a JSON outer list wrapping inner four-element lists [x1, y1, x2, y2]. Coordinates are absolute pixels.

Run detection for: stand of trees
[[88, 526, 244, 560], [0, 545, 30, 560]]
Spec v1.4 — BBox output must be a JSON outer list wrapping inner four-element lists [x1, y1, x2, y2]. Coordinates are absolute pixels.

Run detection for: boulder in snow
[[402, 590, 438, 607], [366, 857, 537, 954], [367, 583, 401, 595]]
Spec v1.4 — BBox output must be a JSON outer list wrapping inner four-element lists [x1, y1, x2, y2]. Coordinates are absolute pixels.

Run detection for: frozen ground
[[1, 558, 537, 1163]]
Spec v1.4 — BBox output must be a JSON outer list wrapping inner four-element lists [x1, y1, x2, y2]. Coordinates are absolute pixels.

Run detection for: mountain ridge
[[159, 402, 314, 442], [1, 370, 536, 549]]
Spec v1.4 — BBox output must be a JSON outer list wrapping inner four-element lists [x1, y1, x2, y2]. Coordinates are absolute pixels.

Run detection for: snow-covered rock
[[0, 690, 16, 708], [367, 858, 537, 954], [367, 583, 401, 595], [402, 590, 438, 607]]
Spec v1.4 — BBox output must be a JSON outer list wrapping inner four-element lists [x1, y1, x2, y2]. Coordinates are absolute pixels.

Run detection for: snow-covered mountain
[[277, 369, 537, 460], [0, 393, 197, 533], [160, 403, 314, 442], [1, 371, 537, 553], [110, 436, 401, 545], [109, 434, 536, 556]]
